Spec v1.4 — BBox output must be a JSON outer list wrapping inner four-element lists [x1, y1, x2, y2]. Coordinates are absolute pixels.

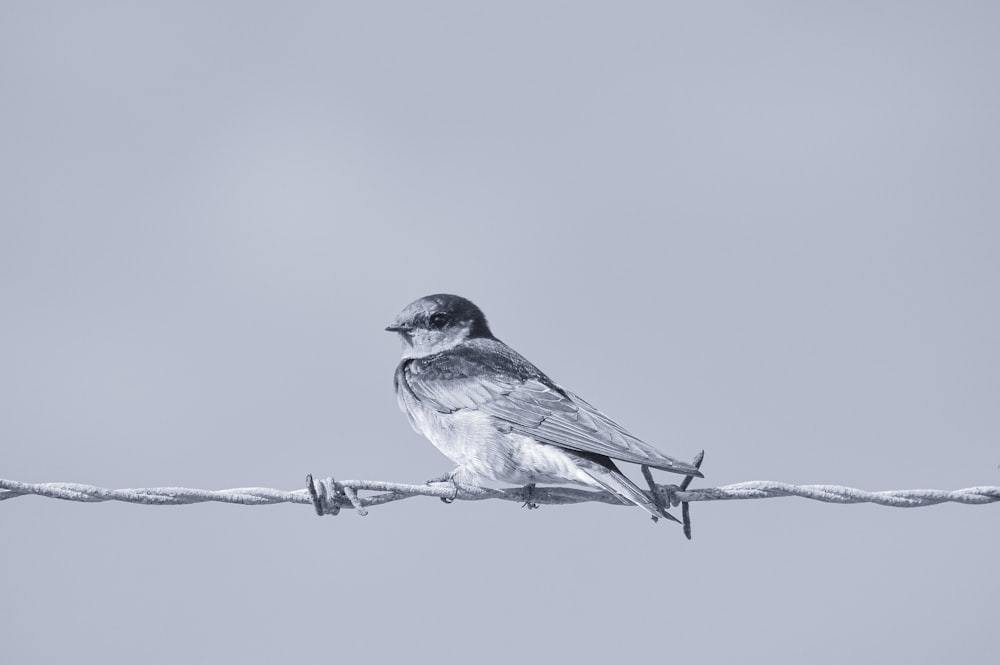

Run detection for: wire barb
[[679, 450, 706, 540], [341, 485, 368, 516], [306, 475, 341, 516]]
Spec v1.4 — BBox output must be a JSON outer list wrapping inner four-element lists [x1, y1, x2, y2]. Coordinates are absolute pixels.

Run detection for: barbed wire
[[4, 477, 996, 510], [3, 459, 997, 539]]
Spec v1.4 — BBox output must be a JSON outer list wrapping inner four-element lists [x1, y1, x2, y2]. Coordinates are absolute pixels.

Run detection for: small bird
[[386, 294, 702, 522]]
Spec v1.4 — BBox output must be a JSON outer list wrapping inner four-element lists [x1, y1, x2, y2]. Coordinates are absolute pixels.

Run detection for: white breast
[[397, 382, 594, 487]]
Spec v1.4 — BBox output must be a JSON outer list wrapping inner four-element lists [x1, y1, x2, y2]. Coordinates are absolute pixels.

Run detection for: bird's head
[[386, 294, 493, 358]]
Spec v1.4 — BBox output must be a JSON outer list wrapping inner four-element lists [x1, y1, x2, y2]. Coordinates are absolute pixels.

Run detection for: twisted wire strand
[[2, 477, 997, 510]]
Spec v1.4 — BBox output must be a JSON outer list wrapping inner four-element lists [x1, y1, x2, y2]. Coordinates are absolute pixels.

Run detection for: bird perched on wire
[[386, 294, 702, 522]]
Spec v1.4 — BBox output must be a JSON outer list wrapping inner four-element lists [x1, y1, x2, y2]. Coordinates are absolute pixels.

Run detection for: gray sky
[[2, 2, 998, 663]]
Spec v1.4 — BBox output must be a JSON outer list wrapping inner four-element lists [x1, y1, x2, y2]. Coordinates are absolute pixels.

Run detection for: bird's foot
[[521, 483, 539, 510], [426, 470, 460, 504], [426, 470, 456, 484]]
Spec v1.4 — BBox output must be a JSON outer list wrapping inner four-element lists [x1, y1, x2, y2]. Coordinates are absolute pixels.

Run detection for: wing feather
[[401, 338, 701, 476]]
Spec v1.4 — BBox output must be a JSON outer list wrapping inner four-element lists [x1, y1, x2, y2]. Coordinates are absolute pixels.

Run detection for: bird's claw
[[426, 471, 460, 504]]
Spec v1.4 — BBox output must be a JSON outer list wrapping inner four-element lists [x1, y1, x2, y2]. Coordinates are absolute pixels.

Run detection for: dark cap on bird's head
[[386, 294, 494, 356]]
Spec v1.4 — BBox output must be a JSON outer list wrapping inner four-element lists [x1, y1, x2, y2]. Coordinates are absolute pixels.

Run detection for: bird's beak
[[385, 324, 412, 333]]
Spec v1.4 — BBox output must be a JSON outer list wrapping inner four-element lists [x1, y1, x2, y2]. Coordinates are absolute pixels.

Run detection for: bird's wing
[[401, 339, 701, 476]]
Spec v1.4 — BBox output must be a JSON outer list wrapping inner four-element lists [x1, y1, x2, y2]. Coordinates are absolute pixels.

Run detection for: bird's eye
[[429, 312, 449, 329]]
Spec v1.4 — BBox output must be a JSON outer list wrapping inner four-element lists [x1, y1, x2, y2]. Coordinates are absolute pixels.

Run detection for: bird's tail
[[651, 456, 704, 478], [570, 454, 679, 524]]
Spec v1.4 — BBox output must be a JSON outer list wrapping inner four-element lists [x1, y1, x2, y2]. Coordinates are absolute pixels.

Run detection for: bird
[[386, 293, 702, 522]]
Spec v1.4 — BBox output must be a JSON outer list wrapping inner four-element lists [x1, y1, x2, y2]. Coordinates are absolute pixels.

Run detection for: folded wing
[[400, 339, 702, 477]]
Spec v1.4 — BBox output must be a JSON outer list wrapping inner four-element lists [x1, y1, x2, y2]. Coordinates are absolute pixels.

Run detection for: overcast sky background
[[2, 2, 998, 663]]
